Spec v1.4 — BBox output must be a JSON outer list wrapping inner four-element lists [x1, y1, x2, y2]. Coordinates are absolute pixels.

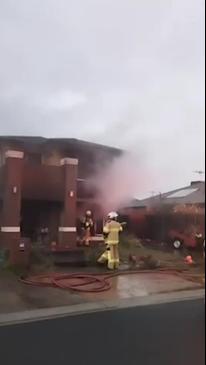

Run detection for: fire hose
[[20, 268, 204, 294]]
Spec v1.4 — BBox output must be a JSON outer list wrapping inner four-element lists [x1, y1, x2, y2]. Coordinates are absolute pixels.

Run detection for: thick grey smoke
[[89, 152, 150, 213]]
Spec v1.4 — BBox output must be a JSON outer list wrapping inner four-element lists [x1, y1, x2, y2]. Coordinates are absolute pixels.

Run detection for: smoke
[[89, 151, 150, 213]]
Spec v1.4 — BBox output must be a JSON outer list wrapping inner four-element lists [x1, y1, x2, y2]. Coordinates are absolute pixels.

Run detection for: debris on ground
[[129, 254, 161, 269], [139, 255, 161, 269]]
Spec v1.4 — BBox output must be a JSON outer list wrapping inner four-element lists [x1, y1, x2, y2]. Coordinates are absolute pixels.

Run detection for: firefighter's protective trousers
[[98, 220, 122, 270]]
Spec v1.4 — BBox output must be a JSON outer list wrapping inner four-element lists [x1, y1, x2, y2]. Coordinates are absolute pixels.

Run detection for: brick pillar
[[0, 150, 24, 265], [58, 158, 78, 247]]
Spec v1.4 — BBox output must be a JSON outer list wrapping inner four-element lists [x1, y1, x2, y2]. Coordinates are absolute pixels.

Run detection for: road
[[0, 299, 204, 365]]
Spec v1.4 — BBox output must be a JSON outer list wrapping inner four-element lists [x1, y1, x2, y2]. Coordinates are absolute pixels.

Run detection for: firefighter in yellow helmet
[[98, 212, 123, 270]]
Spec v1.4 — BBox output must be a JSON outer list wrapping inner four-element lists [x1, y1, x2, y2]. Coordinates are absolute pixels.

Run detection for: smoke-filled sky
[[0, 0, 205, 197]]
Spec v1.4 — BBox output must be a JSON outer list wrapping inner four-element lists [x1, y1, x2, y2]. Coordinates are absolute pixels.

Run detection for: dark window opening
[[26, 153, 42, 165]]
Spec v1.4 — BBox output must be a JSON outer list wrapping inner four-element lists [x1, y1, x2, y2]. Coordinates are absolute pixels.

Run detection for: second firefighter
[[98, 211, 123, 270]]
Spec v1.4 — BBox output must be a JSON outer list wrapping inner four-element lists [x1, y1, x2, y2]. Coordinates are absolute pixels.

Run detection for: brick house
[[0, 136, 122, 263]]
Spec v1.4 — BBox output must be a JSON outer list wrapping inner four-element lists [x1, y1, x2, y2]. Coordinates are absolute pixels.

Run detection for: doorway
[[21, 200, 62, 244]]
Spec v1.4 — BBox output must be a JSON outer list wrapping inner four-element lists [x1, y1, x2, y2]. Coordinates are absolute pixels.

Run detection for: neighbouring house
[[0, 136, 122, 263], [121, 181, 205, 248]]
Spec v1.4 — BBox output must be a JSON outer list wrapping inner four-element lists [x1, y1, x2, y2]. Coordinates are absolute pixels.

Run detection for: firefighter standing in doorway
[[81, 210, 94, 246], [98, 212, 123, 270]]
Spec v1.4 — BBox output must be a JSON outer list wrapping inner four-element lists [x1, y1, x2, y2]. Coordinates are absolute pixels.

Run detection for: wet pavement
[[0, 273, 84, 313], [82, 272, 201, 301], [0, 270, 203, 314]]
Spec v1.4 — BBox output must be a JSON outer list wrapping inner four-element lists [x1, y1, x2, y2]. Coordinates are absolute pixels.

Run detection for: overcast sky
[[0, 0, 205, 196]]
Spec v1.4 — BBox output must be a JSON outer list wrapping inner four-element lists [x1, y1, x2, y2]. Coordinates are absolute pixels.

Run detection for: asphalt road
[[0, 299, 204, 365]]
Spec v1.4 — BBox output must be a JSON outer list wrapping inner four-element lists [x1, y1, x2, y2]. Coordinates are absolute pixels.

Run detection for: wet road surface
[[0, 299, 204, 365]]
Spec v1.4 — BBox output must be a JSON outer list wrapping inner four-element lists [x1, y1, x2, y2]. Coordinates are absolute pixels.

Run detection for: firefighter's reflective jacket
[[82, 218, 94, 229], [81, 218, 95, 236], [103, 220, 123, 245]]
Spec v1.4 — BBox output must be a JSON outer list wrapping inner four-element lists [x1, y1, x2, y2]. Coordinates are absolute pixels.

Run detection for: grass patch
[[83, 246, 104, 266], [2, 264, 28, 277], [0, 249, 28, 276], [119, 234, 143, 262], [119, 234, 205, 272], [30, 245, 55, 274]]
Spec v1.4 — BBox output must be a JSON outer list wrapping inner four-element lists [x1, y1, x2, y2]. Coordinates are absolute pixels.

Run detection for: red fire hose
[[20, 268, 204, 293]]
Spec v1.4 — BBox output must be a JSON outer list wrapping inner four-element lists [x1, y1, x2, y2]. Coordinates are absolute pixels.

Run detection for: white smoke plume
[[89, 151, 150, 214]]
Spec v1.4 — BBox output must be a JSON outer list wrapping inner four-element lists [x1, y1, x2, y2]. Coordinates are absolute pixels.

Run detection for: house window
[[27, 153, 42, 165]]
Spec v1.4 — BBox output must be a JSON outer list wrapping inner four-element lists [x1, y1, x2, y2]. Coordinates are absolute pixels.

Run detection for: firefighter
[[98, 212, 123, 270], [81, 210, 94, 246]]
